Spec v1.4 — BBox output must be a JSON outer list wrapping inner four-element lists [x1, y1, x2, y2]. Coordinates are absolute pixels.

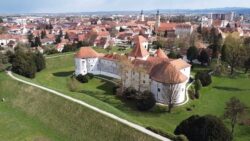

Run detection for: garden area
[[13, 53, 250, 141]]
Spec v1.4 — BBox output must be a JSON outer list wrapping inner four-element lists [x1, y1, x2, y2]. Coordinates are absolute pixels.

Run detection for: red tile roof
[[150, 61, 188, 84], [129, 35, 149, 58], [75, 47, 100, 58], [155, 48, 168, 59]]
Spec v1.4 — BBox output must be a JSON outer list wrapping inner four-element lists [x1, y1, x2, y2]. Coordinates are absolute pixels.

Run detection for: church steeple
[[140, 10, 145, 22], [155, 10, 161, 28]]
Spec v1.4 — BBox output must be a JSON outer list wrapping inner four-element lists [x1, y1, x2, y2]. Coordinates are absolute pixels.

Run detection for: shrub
[[112, 85, 120, 95], [152, 103, 167, 113], [87, 73, 94, 79], [136, 91, 156, 111], [123, 87, 137, 99], [174, 135, 189, 141], [195, 71, 212, 87], [76, 74, 89, 83], [67, 77, 80, 92], [194, 79, 202, 99], [188, 86, 195, 100], [174, 115, 231, 141]]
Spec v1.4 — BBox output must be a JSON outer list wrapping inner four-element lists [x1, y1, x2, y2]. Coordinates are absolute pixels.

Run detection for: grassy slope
[[15, 53, 250, 141], [0, 73, 157, 141]]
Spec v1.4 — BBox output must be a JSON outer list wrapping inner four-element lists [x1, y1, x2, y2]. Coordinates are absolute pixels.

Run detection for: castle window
[[143, 80, 145, 84], [158, 88, 161, 92]]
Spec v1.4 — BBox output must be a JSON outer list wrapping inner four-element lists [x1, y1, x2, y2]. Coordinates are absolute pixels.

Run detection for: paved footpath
[[6, 71, 170, 141]]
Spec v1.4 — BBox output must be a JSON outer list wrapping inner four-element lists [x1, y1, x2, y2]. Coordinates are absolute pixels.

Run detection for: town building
[[75, 35, 191, 105]]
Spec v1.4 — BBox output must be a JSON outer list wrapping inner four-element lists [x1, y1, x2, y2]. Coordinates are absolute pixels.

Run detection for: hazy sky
[[1, 0, 250, 13]]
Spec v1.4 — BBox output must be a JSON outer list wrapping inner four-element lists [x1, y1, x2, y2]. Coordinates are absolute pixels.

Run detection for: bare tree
[[224, 97, 247, 138], [117, 55, 133, 92], [224, 34, 247, 75], [163, 83, 181, 113], [133, 66, 147, 92]]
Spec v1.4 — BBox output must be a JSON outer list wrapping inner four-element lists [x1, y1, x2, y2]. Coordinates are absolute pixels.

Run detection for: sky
[[1, 0, 250, 13]]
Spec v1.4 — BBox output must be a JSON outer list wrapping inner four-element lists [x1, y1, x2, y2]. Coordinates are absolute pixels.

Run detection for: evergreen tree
[[175, 115, 232, 141], [198, 49, 210, 65], [64, 32, 69, 39], [34, 36, 41, 47], [28, 33, 34, 43], [55, 35, 61, 43], [41, 30, 46, 39], [187, 46, 198, 63], [34, 52, 46, 72]]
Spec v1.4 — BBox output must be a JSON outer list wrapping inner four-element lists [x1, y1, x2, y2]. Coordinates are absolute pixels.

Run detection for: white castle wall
[[75, 57, 189, 105]]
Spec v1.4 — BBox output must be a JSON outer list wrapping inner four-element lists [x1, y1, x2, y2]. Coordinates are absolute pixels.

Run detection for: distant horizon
[[1, 7, 250, 15], [1, 0, 250, 14]]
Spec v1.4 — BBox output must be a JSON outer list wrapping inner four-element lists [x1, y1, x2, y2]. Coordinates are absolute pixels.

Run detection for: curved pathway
[[6, 71, 170, 141]]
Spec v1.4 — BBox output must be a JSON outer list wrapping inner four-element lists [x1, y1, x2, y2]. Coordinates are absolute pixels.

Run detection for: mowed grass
[[0, 73, 158, 141], [15, 53, 250, 141]]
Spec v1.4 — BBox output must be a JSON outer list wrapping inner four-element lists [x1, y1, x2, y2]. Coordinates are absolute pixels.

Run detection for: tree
[[117, 55, 133, 92], [194, 79, 202, 99], [244, 58, 250, 73], [28, 33, 34, 43], [195, 71, 212, 87], [198, 49, 210, 66], [119, 27, 125, 32], [41, 30, 46, 39], [224, 97, 247, 138], [62, 44, 77, 52], [168, 50, 182, 59], [64, 32, 69, 39], [76, 74, 89, 83], [174, 115, 232, 141], [0, 17, 3, 23], [136, 91, 156, 111], [59, 30, 63, 38], [163, 83, 181, 113], [55, 35, 61, 43], [153, 39, 166, 49], [221, 44, 227, 62], [34, 52, 46, 72], [11, 50, 37, 78], [223, 35, 247, 75], [0, 52, 7, 71], [34, 36, 41, 47], [123, 87, 137, 99], [186, 46, 198, 63]]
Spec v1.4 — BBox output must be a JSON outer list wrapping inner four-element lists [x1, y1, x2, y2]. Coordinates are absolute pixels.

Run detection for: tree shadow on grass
[[53, 71, 74, 77], [78, 80, 168, 117], [213, 86, 244, 91]]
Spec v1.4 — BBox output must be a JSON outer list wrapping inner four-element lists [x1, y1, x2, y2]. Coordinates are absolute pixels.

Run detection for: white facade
[[75, 55, 190, 105]]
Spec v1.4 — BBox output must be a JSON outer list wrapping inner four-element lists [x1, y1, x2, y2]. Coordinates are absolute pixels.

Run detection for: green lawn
[[14, 53, 250, 141], [0, 72, 157, 141]]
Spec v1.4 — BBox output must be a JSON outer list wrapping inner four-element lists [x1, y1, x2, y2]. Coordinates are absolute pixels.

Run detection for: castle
[[75, 35, 191, 104]]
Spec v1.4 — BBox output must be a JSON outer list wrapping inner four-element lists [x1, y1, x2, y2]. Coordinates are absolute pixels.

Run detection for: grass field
[[14, 52, 250, 141], [0, 72, 158, 141]]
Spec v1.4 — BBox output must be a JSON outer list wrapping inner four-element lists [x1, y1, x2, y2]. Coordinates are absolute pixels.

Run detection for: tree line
[[9, 47, 46, 78]]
